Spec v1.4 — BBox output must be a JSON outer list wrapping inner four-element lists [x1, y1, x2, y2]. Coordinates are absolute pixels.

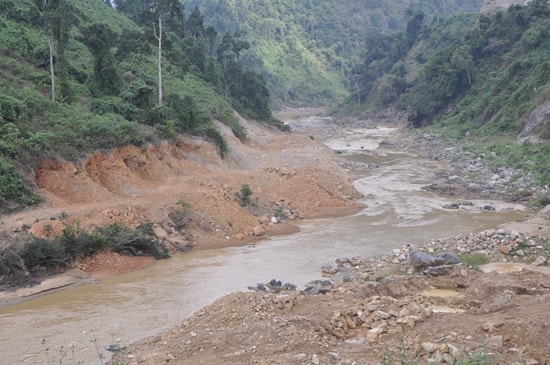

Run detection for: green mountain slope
[[347, 1, 550, 134], [346, 0, 550, 188], [182, 0, 484, 106], [0, 0, 280, 212]]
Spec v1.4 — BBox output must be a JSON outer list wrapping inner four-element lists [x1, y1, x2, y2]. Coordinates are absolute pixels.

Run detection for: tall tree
[[81, 23, 122, 96], [146, 0, 183, 106], [34, 0, 78, 103], [34, 0, 59, 102]]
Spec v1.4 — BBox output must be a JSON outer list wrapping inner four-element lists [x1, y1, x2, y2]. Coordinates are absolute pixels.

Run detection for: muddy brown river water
[[0, 126, 525, 364]]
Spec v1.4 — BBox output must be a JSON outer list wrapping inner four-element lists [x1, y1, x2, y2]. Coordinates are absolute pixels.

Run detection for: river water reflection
[[0, 126, 524, 364]]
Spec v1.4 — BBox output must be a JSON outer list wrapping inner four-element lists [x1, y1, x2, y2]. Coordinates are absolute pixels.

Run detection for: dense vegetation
[[344, 0, 550, 189], [181, 0, 483, 106], [0, 222, 168, 287], [347, 0, 550, 134], [0, 0, 283, 212]]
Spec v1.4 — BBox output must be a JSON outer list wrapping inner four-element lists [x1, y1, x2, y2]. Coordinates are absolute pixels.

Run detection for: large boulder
[[432, 252, 461, 266], [409, 250, 461, 271], [408, 250, 434, 270]]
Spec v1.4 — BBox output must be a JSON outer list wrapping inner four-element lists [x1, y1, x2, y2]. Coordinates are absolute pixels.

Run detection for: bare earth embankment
[[0, 113, 361, 304], [110, 113, 549, 365], [1, 110, 549, 364]]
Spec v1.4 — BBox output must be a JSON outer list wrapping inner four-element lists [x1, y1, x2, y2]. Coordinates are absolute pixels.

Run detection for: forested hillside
[[0, 0, 282, 212], [345, 0, 550, 187], [181, 0, 484, 106], [347, 0, 550, 133]]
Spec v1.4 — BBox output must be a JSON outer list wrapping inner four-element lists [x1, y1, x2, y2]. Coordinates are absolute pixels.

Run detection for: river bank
[[1, 110, 548, 364], [0, 111, 363, 306], [104, 111, 550, 365]]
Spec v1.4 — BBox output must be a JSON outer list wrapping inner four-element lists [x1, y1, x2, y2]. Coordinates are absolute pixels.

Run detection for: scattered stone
[[105, 344, 123, 352], [424, 264, 454, 276], [433, 252, 461, 265], [443, 203, 460, 209], [328, 352, 341, 363], [421, 342, 437, 353], [322, 263, 339, 275], [303, 279, 333, 295], [486, 335, 504, 348], [532, 256, 547, 266], [252, 225, 265, 236], [294, 353, 307, 361]]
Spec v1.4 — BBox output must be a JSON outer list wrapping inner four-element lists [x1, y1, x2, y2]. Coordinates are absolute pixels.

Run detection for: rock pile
[[324, 289, 434, 342], [426, 229, 549, 261], [320, 229, 548, 282]]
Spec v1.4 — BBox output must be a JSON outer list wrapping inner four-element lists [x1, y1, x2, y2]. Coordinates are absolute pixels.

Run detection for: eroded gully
[[0, 125, 525, 364]]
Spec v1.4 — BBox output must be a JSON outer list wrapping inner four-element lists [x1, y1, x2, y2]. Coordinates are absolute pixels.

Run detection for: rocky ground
[[1, 108, 549, 364], [107, 111, 550, 365], [109, 224, 550, 365]]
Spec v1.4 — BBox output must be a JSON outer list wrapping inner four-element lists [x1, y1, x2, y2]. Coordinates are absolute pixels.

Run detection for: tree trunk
[[157, 14, 163, 106], [47, 34, 55, 102]]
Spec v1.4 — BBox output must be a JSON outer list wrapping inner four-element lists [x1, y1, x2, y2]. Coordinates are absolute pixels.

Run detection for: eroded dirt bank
[[105, 111, 550, 365], [0, 113, 361, 303]]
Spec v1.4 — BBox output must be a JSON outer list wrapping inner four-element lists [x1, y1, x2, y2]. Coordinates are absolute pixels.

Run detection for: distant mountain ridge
[[181, 0, 485, 106]]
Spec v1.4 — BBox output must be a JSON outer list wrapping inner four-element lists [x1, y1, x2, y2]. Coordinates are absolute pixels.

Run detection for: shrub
[[18, 237, 70, 270], [0, 256, 8, 275], [90, 97, 144, 122], [239, 184, 253, 206], [169, 201, 191, 232], [77, 113, 145, 149], [94, 223, 170, 259], [145, 106, 171, 127], [204, 125, 228, 157], [121, 80, 154, 110], [0, 94, 26, 122], [460, 253, 489, 268], [0, 157, 40, 209], [14, 222, 170, 277], [166, 94, 200, 133]]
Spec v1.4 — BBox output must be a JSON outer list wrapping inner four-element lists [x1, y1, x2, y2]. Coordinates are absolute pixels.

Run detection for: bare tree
[[148, 0, 182, 106]]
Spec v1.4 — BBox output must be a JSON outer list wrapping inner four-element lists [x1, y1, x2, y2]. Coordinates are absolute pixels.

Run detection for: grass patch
[[460, 253, 489, 268]]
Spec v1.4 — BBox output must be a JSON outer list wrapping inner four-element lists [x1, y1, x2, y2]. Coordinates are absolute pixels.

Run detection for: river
[[0, 125, 524, 365]]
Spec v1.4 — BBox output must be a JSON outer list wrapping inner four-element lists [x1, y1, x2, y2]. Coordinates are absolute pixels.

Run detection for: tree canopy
[[0, 0, 282, 211]]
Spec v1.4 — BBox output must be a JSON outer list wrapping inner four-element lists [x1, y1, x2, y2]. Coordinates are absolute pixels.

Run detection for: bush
[[145, 105, 171, 127], [0, 94, 26, 122], [169, 201, 191, 232], [18, 237, 70, 270], [94, 223, 170, 259], [121, 80, 155, 110], [0, 256, 8, 275], [460, 253, 488, 268], [76, 113, 145, 149], [90, 97, 144, 122], [13, 222, 170, 277], [204, 125, 228, 157], [166, 94, 200, 133], [239, 184, 253, 206], [0, 156, 40, 209]]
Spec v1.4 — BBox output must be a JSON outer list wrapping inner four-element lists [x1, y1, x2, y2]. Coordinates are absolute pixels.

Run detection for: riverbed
[[0, 125, 524, 365]]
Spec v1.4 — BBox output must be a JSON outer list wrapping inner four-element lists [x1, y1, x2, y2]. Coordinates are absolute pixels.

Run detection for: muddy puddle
[[0, 125, 525, 364]]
